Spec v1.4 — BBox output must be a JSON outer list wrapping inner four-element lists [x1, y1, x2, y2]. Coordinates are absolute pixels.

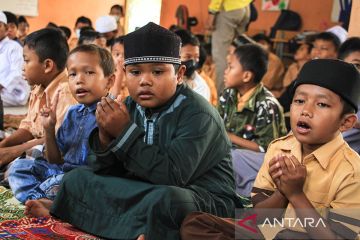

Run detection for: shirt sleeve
[[253, 98, 286, 151], [19, 92, 36, 133], [251, 143, 277, 197], [54, 83, 77, 131], [208, 0, 224, 13], [55, 107, 73, 155]]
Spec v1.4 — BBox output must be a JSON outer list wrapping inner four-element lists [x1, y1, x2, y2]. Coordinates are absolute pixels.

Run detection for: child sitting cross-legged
[[8, 44, 115, 204]]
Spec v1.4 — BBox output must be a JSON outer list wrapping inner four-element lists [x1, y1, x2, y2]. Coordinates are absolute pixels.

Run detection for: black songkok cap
[[293, 59, 360, 112], [124, 22, 181, 66]]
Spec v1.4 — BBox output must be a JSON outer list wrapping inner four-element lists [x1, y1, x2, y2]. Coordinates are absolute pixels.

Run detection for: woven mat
[[0, 187, 101, 239]]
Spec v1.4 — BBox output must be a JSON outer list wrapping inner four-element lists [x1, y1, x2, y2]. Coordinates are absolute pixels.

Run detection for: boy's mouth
[[296, 120, 311, 134], [76, 88, 89, 97], [138, 90, 154, 100]]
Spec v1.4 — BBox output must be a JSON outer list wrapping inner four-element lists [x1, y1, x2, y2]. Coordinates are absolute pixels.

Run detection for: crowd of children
[[0, 3, 359, 240]]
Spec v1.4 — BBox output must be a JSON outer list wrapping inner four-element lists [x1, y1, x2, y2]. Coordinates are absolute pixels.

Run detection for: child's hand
[[277, 155, 307, 200], [268, 155, 282, 188], [96, 96, 130, 139], [40, 90, 60, 132]]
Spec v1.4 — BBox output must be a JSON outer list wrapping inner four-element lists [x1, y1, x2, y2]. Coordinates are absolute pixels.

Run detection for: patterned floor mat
[[0, 187, 101, 239]]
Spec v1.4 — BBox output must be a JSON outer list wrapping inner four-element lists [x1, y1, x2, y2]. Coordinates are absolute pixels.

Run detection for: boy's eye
[[68, 73, 76, 77], [129, 70, 141, 75], [153, 70, 163, 75], [293, 99, 305, 104], [317, 102, 330, 108]]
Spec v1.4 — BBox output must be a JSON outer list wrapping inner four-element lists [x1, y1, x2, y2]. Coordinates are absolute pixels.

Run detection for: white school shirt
[[0, 37, 30, 106]]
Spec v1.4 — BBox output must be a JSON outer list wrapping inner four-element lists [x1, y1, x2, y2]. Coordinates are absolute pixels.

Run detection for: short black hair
[[340, 97, 356, 116], [69, 44, 115, 77], [252, 33, 271, 45], [338, 37, 360, 60], [59, 26, 71, 40], [75, 16, 92, 27], [110, 4, 124, 16], [78, 30, 101, 45], [18, 16, 28, 24], [24, 28, 69, 71], [46, 22, 58, 28], [111, 36, 125, 48], [174, 29, 200, 47], [3, 11, 18, 27], [314, 32, 341, 50], [233, 44, 268, 84]]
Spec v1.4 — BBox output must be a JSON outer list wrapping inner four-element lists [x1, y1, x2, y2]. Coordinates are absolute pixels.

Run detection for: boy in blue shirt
[[8, 44, 115, 203]]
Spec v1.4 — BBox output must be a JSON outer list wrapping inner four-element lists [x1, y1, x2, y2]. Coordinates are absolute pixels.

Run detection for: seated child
[[282, 42, 312, 93], [180, 59, 360, 240], [252, 34, 285, 97], [311, 31, 340, 59], [174, 29, 211, 102], [8, 44, 115, 203], [339, 37, 360, 153], [0, 28, 76, 168], [24, 22, 242, 240], [219, 44, 287, 197], [110, 36, 128, 98]]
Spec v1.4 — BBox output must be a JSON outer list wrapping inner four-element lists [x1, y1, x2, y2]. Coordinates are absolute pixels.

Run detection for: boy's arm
[[227, 132, 261, 152], [278, 155, 344, 239], [0, 137, 44, 166], [0, 128, 34, 148], [93, 97, 230, 186], [44, 128, 62, 164]]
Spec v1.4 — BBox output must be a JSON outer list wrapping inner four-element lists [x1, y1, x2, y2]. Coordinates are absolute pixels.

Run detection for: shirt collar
[[33, 70, 68, 97], [237, 84, 258, 111], [279, 133, 345, 169], [241, 83, 263, 112], [77, 101, 98, 113]]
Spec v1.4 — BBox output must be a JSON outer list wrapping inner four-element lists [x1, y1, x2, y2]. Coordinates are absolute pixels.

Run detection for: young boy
[[110, 36, 128, 98], [8, 44, 114, 203], [252, 59, 360, 239], [339, 37, 360, 154], [180, 59, 360, 240], [0, 28, 76, 168], [252, 34, 285, 98], [25, 22, 242, 240], [174, 29, 211, 102], [311, 31, 340, 59], [219, 44, 287, 197]]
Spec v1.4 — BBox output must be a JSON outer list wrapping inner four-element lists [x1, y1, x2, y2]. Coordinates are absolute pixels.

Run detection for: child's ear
[[339, 113, 357, 132], [43, 59, 55, 74], [106, 73, 116, 90], [176, 65, 186, 85], [242, 71, 253, 83]]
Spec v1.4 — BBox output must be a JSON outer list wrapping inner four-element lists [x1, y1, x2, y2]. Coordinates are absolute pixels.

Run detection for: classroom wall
[[26, 0, 124, 35], [348, 0, 360, 37], [160, 0, 337, 35]]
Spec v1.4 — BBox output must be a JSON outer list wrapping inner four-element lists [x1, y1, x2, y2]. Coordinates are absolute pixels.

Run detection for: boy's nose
[[139, 74, 152, 86]]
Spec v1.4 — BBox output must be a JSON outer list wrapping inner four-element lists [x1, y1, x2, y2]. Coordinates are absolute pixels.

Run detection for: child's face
[[180, 44, 199, 62], [343, 51, 360, 71], [22, 45, 47, 86], [111, 42, 124, 67], [125, 63, 184, 109], [67, 52, 114, 105], [312, 40, 337, 59], [290, 84, 344, 148], [0, 22, 7, 40], [224, 54, 246, 89], [6, 23, 17, 40], [294, 44, 311, 62]]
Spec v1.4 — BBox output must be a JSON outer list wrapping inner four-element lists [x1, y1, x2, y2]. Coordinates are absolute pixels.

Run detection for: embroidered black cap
[[124, 22, 181, 66], [293, 59, 360, 112]]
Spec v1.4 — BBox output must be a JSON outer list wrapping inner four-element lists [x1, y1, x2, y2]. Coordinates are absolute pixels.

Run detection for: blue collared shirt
[[56, 102, 97, 171]]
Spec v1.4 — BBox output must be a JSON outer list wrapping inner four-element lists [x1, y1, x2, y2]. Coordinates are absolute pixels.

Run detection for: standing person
[[206, 0, 251, 94], [109, 4, 125, 36], [8, 44, 114, 204], [0, 11, 30, 107], [110, 36, 128, 98], [24, 22, 242, 240]]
